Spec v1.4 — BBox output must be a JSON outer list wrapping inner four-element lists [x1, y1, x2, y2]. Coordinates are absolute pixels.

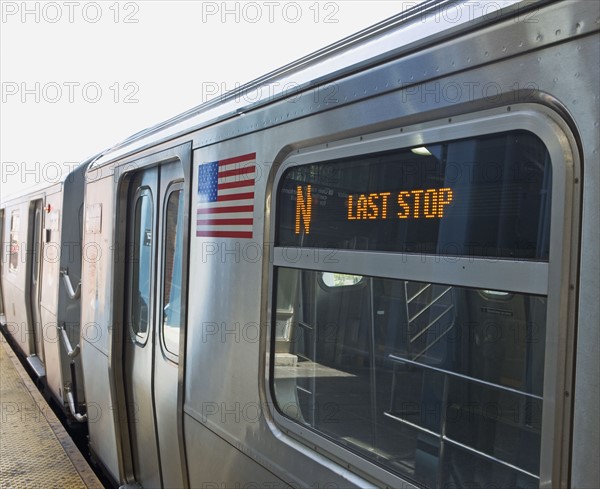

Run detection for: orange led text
[[295, 185, 313, 234], [347, 187, 453, 221], [397, 187, 453, 219], [347, 192, 391, 220]]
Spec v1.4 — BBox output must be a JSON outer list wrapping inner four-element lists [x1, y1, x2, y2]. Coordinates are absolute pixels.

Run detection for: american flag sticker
[[196, 152, 256, 238]]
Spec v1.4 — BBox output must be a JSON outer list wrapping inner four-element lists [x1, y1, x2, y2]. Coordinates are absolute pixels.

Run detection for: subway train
[[1, 1, 598, 488]]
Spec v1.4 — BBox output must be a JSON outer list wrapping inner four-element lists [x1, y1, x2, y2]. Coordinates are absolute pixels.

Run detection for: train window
[[277, 130, 552, 260], [273, 269, 546, 488], [130, 191, 153, 341], [9, 211, 19, 272], [270, 121, 572, 488], [161, 187, 184, 357]]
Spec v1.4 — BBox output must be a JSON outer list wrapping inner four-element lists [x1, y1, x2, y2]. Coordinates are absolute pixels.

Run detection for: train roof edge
[[89, 0, 546, 169]]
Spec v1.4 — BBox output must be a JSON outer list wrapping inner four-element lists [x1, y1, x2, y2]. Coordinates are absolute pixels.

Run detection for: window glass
[[272, 129, 556, 487], [32, 205, 42, 283], [273, 268, 546, 488], [162, 189, 184, 356], [130, 192, 153, 338], [9, 211, 19, 272], [277, 130, 552, 260]]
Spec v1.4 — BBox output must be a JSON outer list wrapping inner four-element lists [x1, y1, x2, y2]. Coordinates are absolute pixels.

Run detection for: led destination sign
[[295, 185, 454, 234], [277, 130, 553, 259]]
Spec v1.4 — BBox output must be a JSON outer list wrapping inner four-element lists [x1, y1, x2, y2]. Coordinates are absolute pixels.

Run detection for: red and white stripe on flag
[[196, 152, 256, 238]]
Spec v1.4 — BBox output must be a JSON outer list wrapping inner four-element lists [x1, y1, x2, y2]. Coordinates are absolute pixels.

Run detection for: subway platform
[[0, 337, 104, 489]]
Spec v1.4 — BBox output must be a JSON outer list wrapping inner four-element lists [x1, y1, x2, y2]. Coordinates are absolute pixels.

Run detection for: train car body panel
[[567, 20, 600, 489], [1, 158, 91, 408], [79, 1, 598, 487], [3, 1, 598, 488], [2, 184, 61, 364], [80, 170, 120, 482]]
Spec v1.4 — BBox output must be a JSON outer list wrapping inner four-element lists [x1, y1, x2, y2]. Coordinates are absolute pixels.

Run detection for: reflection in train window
[[273, 268, 546, 488], [480, 289, 513, 300], [9, 211, 19, 272], [321, 272, 363, 287], [130, 191, 153, 340], [162, 188, 184, 357]]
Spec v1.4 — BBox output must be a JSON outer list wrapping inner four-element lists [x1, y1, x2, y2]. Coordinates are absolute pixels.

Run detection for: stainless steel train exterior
[[1, 162, 89, 421], [1, 1, 598, 488]]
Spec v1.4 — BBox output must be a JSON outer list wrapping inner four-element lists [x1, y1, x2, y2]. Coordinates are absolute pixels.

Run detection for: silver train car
[[1, 1, 598, 488], [0, 164, 89, 419]]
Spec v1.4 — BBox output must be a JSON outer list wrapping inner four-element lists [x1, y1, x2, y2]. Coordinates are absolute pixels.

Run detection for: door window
[[9, 211, 19, 272], [130, 190, 153, 341], [162, 187, 184, 357]]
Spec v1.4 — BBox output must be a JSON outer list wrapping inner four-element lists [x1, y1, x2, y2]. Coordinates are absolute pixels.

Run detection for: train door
[[123, 145, 190, 489], [29, 199, 45, 367], [125, 167, 159, 487]]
